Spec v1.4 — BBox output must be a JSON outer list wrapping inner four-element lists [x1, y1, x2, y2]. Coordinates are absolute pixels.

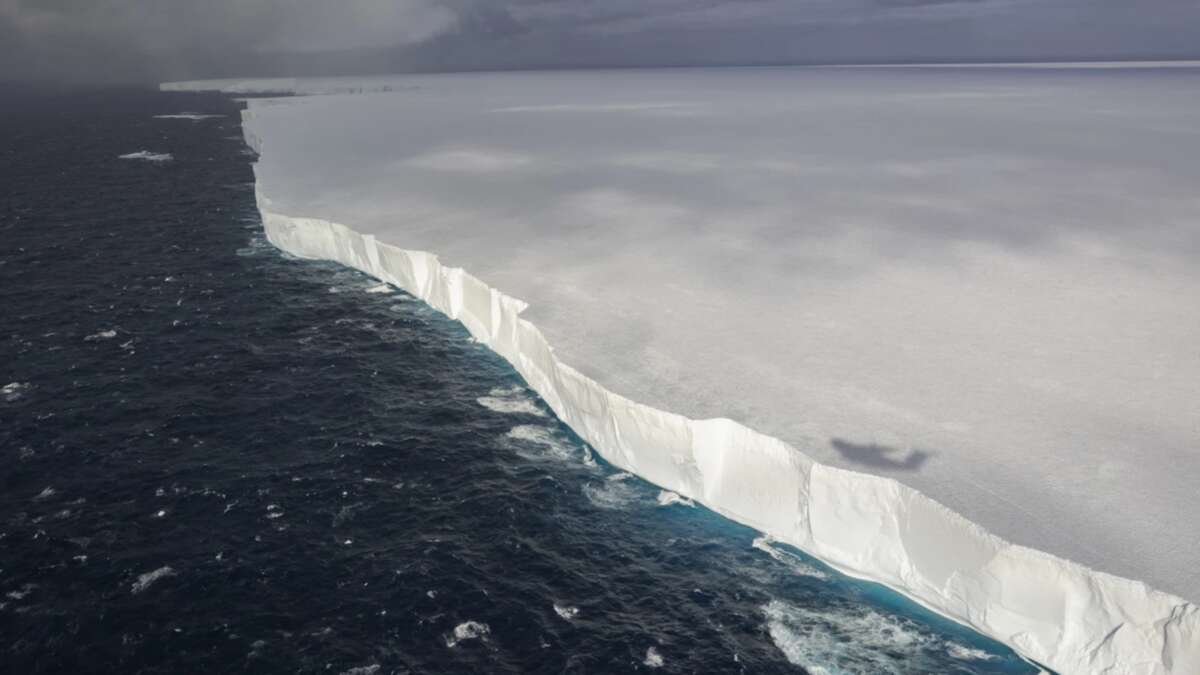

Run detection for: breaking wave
[[444, 621, 490, 648], [131, 566, 176, 594], [2, 382, 30, 402], [582, 473, 645, 510], [752, 535, 828, 580], [762, 599, 1000, 674], [153, 113, 224, 120], [476, 385, 546, 416], [656, 490, 695, 507], [119, 151, 173, 162], [553, 604, 579, 620]]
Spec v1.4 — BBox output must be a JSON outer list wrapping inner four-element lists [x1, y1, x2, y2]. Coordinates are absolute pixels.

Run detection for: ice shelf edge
[[238, 105, 1198, 675]]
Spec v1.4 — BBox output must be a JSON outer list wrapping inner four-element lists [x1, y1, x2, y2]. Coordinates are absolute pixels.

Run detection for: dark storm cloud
[[2, 0, 1199, 84]]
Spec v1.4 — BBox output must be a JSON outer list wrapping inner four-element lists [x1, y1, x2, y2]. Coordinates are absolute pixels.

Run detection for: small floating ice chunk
[[656, 490, 695, 508], [364, 283, 393, 294], [2, 382, 29, 402], [445, 620, 490, 647], [553, 604, 579, 620], [119, 151, 173, 162], [84, 329, 118, 341], [131, 566, 176, 594], [643, 646, 664, 668]]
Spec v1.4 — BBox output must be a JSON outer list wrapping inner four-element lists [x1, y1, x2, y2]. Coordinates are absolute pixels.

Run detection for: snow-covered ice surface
[[166, 66, 1200, 673]]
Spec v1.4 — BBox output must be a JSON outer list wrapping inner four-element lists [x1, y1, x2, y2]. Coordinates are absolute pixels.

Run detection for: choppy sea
[[0, 87, 1039, 674]]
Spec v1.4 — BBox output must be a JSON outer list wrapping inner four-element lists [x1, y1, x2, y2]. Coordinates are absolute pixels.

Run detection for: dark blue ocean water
[[0, 88, 1040, 674]]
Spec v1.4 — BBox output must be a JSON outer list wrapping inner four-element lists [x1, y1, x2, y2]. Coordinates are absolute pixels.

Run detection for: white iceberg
[[165, 65, 1200, 673]]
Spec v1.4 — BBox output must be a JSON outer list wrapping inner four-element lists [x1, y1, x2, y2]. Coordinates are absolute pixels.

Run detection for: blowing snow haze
[[4, 0, 1200, 84]]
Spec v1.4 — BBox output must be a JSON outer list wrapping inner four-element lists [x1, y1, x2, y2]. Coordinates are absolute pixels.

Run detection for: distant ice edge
[[238, 107, 1197, 675]]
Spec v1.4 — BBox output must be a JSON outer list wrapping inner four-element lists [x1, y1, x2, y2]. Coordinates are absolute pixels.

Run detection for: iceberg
[[165, 65, 1200, 673]]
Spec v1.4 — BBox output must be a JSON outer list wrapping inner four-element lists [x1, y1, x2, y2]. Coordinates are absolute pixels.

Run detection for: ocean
[[0, 87, 1037, 674]]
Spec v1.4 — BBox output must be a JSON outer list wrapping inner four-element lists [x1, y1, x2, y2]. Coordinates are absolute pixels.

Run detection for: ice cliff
[[174, 68, 1200, 673]]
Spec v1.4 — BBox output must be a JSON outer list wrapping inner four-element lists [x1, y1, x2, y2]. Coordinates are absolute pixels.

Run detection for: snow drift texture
[[169, 67, 1199, 673]]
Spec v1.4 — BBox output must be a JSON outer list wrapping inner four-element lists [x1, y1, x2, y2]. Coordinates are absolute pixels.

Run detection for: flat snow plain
[[168, 66, 1199, 666]]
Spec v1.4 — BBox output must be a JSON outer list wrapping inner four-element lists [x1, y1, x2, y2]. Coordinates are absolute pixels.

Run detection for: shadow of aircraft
[[829, 438, 932, 472]]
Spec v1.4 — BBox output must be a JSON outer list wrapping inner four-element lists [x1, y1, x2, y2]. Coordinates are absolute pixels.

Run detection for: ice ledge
[[239, 109, 1197, 674]]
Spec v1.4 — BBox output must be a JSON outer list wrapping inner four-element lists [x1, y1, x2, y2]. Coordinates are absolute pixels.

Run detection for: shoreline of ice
[[169, 78, 1197, 674], [244, 159, 1196, 675]]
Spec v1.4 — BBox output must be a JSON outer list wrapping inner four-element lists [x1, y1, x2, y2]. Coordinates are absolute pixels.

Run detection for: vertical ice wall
[[239, 106, 1199, 673]]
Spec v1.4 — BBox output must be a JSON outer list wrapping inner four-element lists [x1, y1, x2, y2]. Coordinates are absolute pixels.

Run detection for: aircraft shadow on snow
[[829, 438, 932, 472]]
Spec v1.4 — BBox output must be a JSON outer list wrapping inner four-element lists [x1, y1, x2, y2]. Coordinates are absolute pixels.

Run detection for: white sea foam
[[582, 477, 642, 510], [553, 603, 579, 620], [6, 583, 36, 600], [131, 566, 176, 594], [643, 646, 665, 668], [656, 490, 695, 508], [763, 599, 944, 674], [84, 329, 118, 341], [32, 486, 56, 501], [751, 536, 829, 580], [118, 151, 173, 162], [153, 113, 224, 120], [2, 382, 29, 402], [476, 386, 546, 416], [338, 665, 380, 675], [505, 424, 580, 464], [444, 620, 490, 647], [946, 643, 998, 661]]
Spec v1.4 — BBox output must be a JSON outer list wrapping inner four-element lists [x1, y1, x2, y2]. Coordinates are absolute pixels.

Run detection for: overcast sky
[[3, 0, 1200, 83]]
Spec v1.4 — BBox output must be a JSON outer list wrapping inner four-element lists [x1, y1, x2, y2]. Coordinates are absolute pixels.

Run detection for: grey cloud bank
[[4, 0, 1200, 83]]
